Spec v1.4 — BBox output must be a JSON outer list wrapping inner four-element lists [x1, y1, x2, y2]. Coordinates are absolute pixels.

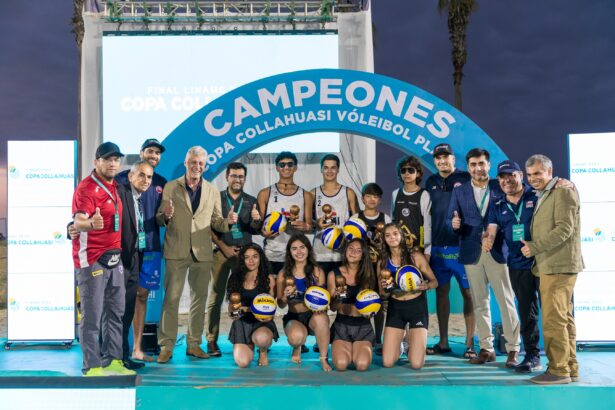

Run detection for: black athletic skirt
[[229, 314, 279, 345], [282, 310, 315, 335]]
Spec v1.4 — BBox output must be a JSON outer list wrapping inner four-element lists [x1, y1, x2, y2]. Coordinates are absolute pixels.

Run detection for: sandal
[[426, 344, 452, 355], [463, 347, 478, 359]]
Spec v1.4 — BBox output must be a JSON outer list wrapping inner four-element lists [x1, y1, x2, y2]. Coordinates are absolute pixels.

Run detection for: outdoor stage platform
[[1, 336, 614, 409]]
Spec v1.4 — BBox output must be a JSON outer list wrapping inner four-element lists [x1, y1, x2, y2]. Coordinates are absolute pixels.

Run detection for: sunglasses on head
[[400, 167, 417, 175], [277, 161, 295, 168]]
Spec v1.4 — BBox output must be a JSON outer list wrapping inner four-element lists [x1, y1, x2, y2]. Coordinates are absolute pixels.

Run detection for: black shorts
[[385, 294, 429, 330], [283, 310, 314, 335], [228, 314, 279, 345], [331, 314, 375, 344]]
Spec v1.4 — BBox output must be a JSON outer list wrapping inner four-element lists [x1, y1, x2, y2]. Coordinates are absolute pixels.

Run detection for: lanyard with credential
[[506, 199, 526, 241], [477, 186, 490, 215], [91, 173, 120, 232], [226, 192, 244, 240], [505, 200, 524, 224], [136, 196, 146, 249]]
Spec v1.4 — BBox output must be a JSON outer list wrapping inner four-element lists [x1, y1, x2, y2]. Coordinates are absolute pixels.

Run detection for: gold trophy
[[381, 270, 394, 292], [229, 292, 242, 318], [288, 205, 301, 222], [285, 277, 297, 299], [373, 221, 385, 245], [335, 275, 348, 300], [321, 204, 334, 227]]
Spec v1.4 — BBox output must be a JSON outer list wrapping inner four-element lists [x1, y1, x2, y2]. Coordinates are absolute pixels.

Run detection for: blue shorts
[[139, 251, 162, 290], [430, 246, 469, 289]]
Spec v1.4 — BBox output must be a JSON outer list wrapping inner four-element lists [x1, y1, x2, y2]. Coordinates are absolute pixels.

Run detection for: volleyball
[[304, 286, 331, 312], [355, 289, 382, 318], [263, 211, 287, 235], [343, 217, 367, 240], [251, 293, 277, 321], [396, 265, 423, 292], [321, 226, 345, 250]]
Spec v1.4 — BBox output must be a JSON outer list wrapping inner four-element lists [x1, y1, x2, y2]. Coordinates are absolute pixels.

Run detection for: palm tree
[[437, 0, 478, 111]]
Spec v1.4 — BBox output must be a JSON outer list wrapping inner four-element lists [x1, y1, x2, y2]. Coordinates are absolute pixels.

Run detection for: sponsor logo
[[9, 165, 19, 178], [401, 208, 410, 217], [454, 182, 462, 188]]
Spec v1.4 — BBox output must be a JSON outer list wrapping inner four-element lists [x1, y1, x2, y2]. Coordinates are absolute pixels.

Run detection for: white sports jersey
[[313, 185, 351, 262], [264, 183, 305, 262]]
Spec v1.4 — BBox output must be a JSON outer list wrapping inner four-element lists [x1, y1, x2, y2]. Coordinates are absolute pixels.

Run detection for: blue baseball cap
[[497, 160, 521, 175]]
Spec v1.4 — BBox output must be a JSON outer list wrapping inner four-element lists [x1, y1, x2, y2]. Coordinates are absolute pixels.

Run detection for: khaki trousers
[[205, 250, 238, 343], [464, 251, 520, 352], [540, 272, 578, 377], [158, 254, 212, 350]]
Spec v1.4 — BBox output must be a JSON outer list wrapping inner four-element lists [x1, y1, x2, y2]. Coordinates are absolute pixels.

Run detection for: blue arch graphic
[[157, 69, 506, 179]]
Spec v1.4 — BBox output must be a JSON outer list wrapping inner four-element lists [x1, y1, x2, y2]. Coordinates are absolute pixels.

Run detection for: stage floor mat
[[2, 336, 615, 410]]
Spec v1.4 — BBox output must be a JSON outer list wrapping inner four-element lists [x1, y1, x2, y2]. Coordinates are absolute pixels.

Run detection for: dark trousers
[[509, 268, 541, 356], [122, 252, 141, 360]]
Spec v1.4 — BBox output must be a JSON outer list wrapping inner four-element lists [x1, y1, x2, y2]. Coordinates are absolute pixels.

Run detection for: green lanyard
[[505, 200, 524, 224], [225, 192, 244, 240], [477, 186, 490, 215], [91, 173, 120, 232]]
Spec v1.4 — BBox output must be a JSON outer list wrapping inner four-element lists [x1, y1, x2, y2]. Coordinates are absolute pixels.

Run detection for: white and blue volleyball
[[263, 211, 287, 235], [396, 265, 423, 292], [342, 217, 367, 241], [321, 226, 345, 250], [251, 293, 277, 321], [304, 286, 331, 312], [355, 289, 382, 318]]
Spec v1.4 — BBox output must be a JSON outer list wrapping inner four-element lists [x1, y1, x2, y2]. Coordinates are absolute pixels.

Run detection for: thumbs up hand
[[482, 231, 494, 253], [251, 204, 261, 221], [91, 207, 104, 230], [520, 239, 532, 258], [452, 210, 461, 230], [227, 204, 239, 225], [164, 199, 174, 221]]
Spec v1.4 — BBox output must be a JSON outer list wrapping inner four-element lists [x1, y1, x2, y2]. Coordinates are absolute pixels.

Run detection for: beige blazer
[[528, 180, 584, 275], [156, 176, 229, 262]]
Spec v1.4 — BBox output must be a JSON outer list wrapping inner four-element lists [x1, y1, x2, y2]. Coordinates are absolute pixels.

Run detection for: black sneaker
[[301, 344, 309, 354], [123, 358, 145, 370], [515, 355, 542, 373]]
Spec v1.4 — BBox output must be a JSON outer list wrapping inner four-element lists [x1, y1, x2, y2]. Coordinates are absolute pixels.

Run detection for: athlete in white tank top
[[264, 183, 306, 262], [313, 185, 351, 262]]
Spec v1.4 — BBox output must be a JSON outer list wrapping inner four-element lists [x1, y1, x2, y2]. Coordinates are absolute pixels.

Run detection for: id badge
[[138, 231, 146, 250], [114, 213, 120, 232], [230, 224, 243, 240], [512, 224, 525, 241]]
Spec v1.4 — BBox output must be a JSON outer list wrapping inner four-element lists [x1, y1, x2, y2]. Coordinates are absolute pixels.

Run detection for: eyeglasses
[[278, 161, 295, 168], [228, 174, 245, 180], [400, 167, 417, 175]]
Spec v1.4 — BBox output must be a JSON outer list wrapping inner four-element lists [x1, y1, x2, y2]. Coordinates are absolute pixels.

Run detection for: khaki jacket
[[156, 176, 229, 262], [527, 178, 584, 275]]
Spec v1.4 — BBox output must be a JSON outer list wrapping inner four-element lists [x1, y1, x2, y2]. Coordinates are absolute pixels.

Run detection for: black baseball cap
[[141, 138, 165, 153], [433, 143, 453, 157], [95, 142, 124, 159], [497, 160, 522, 175]]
